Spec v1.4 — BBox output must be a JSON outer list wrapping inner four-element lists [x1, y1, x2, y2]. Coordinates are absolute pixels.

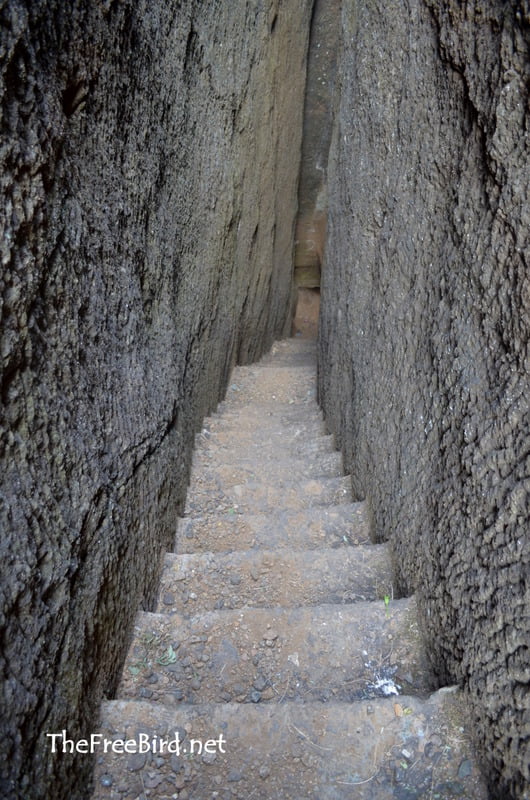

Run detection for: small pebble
[[230, 575, 242, 586], [144, 773, 164, 789], [127, 752, 147, 772], [394, 765, 407, 783], [458, 759, 473, 778], [100, 774, 113, 787], [424, 742, 437, 759], [250, 690, 262, 703], [171, 754, 183, 773], [259, 766, 270, 779]]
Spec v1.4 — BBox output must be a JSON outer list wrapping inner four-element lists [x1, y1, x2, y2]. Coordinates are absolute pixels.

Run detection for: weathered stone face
[[318, 1, 530, 798], [0, 1, 311, 797]]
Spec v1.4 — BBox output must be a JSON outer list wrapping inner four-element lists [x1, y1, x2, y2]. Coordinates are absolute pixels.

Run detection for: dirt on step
[[156, 544, 393, 616], [92, 690, 489, 800], [116, 599, 434, 708]]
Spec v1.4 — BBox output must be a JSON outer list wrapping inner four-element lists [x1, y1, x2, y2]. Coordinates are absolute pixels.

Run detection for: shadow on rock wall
[[0, 1, 311, 797]]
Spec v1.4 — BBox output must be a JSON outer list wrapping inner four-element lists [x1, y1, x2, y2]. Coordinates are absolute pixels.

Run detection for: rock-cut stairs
[[92, 338, 488, 800]]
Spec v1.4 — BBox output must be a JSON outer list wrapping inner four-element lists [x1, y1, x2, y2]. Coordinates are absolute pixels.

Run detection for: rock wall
[[0, 1, 311, 797], [318, 1, 530, 798], [294, 0, 341, 289]]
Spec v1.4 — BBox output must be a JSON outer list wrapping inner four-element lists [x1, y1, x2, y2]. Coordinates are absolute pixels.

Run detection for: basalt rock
[[318, 2, 530, 798], [0, 1, 311, 797]]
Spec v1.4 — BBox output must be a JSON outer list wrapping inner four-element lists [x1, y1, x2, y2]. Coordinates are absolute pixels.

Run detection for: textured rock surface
[[318, 2, 530, 798], [0, 1, 311, 797]]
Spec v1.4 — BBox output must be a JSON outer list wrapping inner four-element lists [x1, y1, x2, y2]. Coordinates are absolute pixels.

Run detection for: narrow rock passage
[[92, 338, 488, 799]]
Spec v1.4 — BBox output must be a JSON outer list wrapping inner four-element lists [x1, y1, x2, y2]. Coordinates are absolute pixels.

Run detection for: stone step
[[239, 360, 317, 374], [193, 431, 337, 462], [221, 365, 316, 406], [265, 336, 317, 352], [156, 545, 393, 615], [184, 475, 352, 516], [212, 396, 323, 416], [198, 402, 327, 438], [117, 599, 432, 706], [260, 344, 316, 362], [195, 428, 329, 457], [205, 404, 326, 432], [234, 355, 316, 370], [196, 417, 327, 446], [292, 434, 336, 457], [259, 337, 317, 365], [174, 502, 371, 554], [259, 347, 316, 366], [190, 450, 344, 482], [92, 692, 489, 800]]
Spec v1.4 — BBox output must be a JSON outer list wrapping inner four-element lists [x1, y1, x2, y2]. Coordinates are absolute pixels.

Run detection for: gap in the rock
[[292, 0, 341, 341]]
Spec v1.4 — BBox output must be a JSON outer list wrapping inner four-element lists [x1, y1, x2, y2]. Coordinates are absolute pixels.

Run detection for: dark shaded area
[[294, 0, 342, 289], [0, 1, 311, 797], [318, 2, 530, 798]]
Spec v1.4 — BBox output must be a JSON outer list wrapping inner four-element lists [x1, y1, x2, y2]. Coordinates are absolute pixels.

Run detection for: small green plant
[[128, 631, 176, 675], [156, 644, 178, 666], [384, 594, 391, 615], [128, 662, 147, 676]]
